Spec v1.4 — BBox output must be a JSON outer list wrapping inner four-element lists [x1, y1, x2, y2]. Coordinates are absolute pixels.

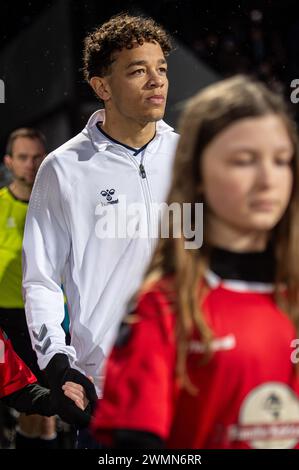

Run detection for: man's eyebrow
[[126, 58, 167, 69]]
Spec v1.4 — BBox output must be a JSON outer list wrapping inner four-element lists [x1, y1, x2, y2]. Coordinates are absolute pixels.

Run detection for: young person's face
[[4, 137, 45, 186], [100, 41, 168, 125], [200, 115, 294, 243]]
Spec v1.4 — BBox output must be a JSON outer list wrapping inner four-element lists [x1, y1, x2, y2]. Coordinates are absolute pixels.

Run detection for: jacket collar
[[84, 109, 174, 153]]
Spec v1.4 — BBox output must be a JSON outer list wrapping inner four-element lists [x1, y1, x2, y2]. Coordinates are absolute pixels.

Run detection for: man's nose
[[26, 158, 36, 170], [147, 71, 165, 88]]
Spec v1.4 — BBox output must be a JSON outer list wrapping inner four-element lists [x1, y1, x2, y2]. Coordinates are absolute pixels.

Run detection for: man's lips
[[146, 95, 165, 104]]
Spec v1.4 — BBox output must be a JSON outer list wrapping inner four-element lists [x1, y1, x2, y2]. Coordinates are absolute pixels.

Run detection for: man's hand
[[62, 376, 94, 411], [45, 353, 98, 427]]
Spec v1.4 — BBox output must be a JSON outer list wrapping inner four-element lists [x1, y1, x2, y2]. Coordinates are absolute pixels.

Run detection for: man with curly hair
[[22, 13, 178, 447]]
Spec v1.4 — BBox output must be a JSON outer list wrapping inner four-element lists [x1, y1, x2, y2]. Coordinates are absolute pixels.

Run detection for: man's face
[[5, 136, 46, 186], [102, 41, 169, 125]]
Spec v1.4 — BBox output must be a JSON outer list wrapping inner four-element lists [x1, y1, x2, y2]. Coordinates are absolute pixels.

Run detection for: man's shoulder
[[48, 130, 93, 162], [162, 129, 179, 141], [155, 129, 179, 160], [168, 130, 180, 145], [157, 121, 179, 145], [157, 119, 178, 137]]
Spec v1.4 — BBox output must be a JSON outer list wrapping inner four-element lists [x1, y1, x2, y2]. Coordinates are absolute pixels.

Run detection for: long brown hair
[[143, 75, 299, 390]]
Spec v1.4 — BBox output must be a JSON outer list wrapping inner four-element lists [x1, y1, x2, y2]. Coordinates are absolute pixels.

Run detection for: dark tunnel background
[[1, 0, 299, 179]]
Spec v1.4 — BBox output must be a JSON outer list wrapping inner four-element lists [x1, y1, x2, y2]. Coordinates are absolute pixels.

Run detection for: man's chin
[[143, 110, 165, 123]]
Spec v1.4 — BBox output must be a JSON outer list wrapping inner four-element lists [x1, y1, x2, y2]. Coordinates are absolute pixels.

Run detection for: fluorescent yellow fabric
[[0, 187, 28, 308]]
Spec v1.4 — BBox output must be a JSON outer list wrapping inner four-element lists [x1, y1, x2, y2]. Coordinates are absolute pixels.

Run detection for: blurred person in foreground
[[92, 76, 299, 449]]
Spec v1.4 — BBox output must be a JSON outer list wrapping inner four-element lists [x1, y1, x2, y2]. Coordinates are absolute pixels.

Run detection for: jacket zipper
[[139, 162, 146, 179], [128, 152, 154, 255]]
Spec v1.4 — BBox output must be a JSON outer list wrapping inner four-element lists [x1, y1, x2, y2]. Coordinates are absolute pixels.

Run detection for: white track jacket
[[22, 110, 179, 394]]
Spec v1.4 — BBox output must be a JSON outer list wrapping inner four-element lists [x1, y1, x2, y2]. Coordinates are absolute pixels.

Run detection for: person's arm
[[2, 383, 52, 416], [2, 383, 92, 428], [22, 156, 97, 405], [22, 155, 74, 370], [45, 353, 98, 414]]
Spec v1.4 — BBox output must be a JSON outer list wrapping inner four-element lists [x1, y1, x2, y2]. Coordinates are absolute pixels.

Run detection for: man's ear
[[89, 77, 111, 102], [3, 154, 12, 170]]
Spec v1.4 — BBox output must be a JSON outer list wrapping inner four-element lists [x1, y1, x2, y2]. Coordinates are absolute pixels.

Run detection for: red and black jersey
[[92, 248, 299, 449], [0, 328, 36, 399]]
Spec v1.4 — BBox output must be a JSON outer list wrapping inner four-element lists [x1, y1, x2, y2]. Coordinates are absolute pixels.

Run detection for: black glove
[[44, 353, 98, 428]]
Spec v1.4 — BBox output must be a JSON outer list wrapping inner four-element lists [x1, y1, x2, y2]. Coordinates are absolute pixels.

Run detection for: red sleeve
[[0, 329, 36, 399], [91, 289, 176, 445]]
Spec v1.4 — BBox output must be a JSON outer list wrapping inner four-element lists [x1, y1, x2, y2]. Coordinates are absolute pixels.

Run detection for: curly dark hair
[[83, 13, 172, 81]]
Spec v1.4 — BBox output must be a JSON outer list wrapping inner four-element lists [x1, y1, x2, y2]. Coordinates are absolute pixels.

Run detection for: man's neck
[[9, 181, 32, 201], [101, 115, 156, 149]]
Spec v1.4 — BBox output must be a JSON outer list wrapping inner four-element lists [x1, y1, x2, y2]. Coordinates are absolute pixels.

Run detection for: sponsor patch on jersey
[[228, 382, 299, 448]]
